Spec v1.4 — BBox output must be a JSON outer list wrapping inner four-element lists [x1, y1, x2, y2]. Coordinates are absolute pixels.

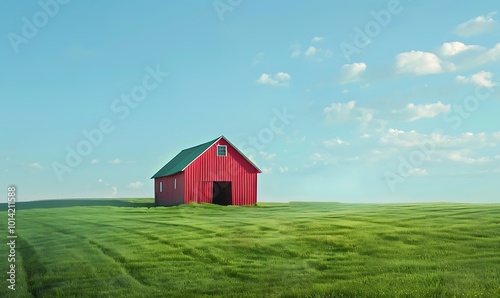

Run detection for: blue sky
[[1, 0, 499, 203]]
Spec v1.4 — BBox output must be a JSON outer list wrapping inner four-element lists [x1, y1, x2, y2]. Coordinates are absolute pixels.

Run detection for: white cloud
[[98, 178, 110, 186], [312, 48, 333, 61], [409, 168, 428, 176], [30, 162, 43, 170], [91, 159, 99, 164], [358, 111, 376, 129], [291, 43, 332, 60], [379, 129, 410, 147], [339, 63, 366, 83], [256, 73, 275, 85], [127, 181, 144, 188], [252, 52, 264, 64], [262, 167, 272, 174], [371, 130, 500, 167], [402, 42, 498, 72], [323, 137, 350, 147], [440, 41, 479, 56], [455, 43, 500, 69], [347, 156, 360, 162], [395, 51, 445, 75], [448, 152, 490, 164], [323, 100, 356, 123], [360, 134, 371, 139], [291, 48, 301, 58], [322, 100, 450, 130], [307, 152, 339, 167], [455, 76, 466, 83], [305, 46, 317, 57], [108, 158, 121, 164], [275, 72, 291, 81], [380, 129, 493, 149], [453, 12, 498, 37], [286, 132, 306, 143], [312, 36, 324, 43], [400, 101, 451, 122], [256, 72, 291, 86], [480, 43, 500, 63], [456, 71, 496, 87], [322, 101, 381, 129], [259, 151, 276, 160], [111, 186, 118, 197], [100, 180, 118, 198], [279, 166, 289, 173], [324, 49, 333, 58], [364, 148, 400, 163]]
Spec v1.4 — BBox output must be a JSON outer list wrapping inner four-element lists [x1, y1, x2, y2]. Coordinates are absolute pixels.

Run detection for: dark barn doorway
[[212, 181, 232, 205]]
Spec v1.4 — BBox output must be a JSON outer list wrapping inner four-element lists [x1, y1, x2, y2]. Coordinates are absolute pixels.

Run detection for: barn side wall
[[184, 138, 259, 205], [155, 172, 185, 206]]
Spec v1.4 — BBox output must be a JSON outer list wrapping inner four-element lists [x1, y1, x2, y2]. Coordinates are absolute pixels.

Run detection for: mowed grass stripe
[[14, 222, 149, 296]]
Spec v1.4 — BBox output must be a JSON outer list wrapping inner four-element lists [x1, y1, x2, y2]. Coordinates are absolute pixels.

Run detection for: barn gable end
[[151, 136, 260, 206]]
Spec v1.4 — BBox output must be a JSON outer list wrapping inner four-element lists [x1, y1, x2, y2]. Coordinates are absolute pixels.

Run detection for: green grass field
[[1, 199, 500, 297]]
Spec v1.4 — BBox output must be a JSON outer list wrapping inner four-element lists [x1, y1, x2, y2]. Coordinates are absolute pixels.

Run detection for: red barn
[[151, 136, 261, 206]]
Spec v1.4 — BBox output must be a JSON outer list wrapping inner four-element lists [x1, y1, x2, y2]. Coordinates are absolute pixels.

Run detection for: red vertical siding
[[198, 181, 212, 203], [155, 172, 185, 206], [184, 138, 259, 205]]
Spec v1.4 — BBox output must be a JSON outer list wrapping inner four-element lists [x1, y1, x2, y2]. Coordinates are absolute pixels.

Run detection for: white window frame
[[174, 178, 177, 190], [217, 145, 227, 157], [159, 181, 163, 193]]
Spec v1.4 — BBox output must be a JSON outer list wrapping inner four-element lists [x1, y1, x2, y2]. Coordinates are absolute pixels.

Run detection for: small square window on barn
[[217, 145, 227, 156], [159, 182, 163, 192]]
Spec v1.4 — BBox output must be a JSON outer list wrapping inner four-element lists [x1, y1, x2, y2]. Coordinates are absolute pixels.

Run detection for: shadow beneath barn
[[0, 199, 155, 211]]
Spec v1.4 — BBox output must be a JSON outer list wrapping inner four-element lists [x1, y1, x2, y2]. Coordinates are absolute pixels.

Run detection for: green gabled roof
[[151, 137, 219, 179]]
